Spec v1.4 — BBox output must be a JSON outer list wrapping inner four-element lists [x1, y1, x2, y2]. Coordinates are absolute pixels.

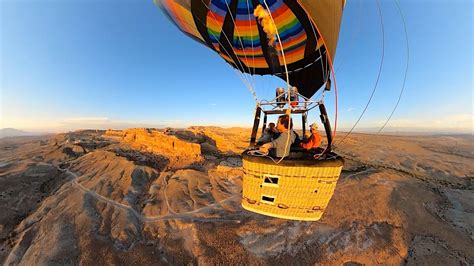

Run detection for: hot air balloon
[[155, 0, 346, 221]]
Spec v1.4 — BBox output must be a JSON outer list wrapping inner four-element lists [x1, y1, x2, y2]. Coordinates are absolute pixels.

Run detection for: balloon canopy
[[156, 0, 345, 99]]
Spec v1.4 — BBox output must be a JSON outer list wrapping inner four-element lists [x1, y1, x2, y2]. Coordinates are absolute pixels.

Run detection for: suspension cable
[[336, 0, 385, 146], [262, 0, 292, 164], [296, 0, 340, 152], [197, 0, 259, 103], [223, 0, 255, 83], [245, 0, 257, 91], [335, 0, 363, 73], [197, 17, 258, 103], [377, 0, 409, 134]]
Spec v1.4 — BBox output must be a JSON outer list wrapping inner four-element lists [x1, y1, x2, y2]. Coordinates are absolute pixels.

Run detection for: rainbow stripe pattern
[[157, 0, 323, 72], [261, 0, 308, 66], [156, 0, 204, 43]]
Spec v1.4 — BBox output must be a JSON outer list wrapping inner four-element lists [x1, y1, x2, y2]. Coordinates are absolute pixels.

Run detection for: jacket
[[270, 130, 296, 157], [301, 131, 322, 150]]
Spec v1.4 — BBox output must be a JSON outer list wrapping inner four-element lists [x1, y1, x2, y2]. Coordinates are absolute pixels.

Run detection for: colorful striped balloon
[[155, 0, 345, 98]]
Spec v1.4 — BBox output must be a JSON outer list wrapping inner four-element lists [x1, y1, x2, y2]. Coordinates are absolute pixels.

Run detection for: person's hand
[[259, 143, 271, 153]]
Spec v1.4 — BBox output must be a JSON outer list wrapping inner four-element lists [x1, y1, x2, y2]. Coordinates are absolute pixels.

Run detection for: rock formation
[[0, 128, 473, 265]]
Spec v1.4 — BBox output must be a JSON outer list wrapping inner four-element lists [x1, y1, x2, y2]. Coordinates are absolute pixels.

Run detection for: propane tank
[[290, 86, 299, 107]]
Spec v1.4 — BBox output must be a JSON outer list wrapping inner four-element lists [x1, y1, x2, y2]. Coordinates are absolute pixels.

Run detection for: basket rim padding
[[242, 151, 344, 168]]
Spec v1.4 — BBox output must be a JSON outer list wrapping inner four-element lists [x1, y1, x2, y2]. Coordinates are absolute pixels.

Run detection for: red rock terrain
[[0, 128, 472, 265]]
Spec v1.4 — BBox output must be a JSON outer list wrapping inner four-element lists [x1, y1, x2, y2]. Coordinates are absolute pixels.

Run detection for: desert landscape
[[0, 127, 472, 265]]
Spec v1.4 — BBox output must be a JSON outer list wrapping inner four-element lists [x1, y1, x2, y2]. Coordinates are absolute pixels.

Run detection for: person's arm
[[300, 134, 314, 149], [259, 142, 272, 153]]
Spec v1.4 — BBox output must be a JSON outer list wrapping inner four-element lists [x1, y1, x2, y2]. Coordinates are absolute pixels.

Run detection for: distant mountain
[[0, 128, 35, 138]]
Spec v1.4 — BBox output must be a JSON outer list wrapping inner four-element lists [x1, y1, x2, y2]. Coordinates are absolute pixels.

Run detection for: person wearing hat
[[300, 122, 322, 150]]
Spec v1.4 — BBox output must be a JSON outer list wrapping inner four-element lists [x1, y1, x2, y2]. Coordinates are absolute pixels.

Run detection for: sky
[[1, 0, 472, 133]]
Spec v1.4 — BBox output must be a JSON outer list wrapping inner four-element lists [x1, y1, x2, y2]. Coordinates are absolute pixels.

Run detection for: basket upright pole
[[319, 103, 333, 151], [250, 105, 262, 146]]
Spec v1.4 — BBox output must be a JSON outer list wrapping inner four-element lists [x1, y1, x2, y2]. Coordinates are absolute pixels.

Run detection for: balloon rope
[[169, 2, 253, 96], [245, 0, 257, 90], [198, 0, 259, 103], [295, 0, 333, 139], [336, 0, 385, 146], [335, 0, 363, 73], [377, 0, 409, 134], [305, 12, 329, 86], [263, 0, 292, 164], [296, 0, 339, 149], [262, 1, 290, 89], [223, 0, 255, 83]]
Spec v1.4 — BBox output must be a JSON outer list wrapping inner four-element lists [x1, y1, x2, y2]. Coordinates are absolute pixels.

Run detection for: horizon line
[[1, 126, 472, 136]]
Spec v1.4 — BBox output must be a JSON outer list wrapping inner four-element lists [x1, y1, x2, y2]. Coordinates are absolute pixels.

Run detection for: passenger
[[259, 115, 296, 157], [300, 122, 322, 150], [257, 122, 278, 144], [292, 129, 301, 146]]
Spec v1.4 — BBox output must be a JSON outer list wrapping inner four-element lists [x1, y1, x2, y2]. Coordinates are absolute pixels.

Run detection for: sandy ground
[[0, 128, 472, 265]]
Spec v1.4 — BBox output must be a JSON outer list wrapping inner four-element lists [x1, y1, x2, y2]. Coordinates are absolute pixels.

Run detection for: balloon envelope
[[156, 0, 345, 98]]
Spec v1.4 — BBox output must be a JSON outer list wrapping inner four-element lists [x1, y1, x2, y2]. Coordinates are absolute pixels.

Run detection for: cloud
[[346, 107, 356, 112]]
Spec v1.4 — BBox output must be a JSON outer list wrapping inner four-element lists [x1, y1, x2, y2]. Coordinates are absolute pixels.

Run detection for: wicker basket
[[242, 152, 344, 221]]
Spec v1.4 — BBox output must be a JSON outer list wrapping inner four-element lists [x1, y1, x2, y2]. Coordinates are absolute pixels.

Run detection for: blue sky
[[1, 0, 472, 133]]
